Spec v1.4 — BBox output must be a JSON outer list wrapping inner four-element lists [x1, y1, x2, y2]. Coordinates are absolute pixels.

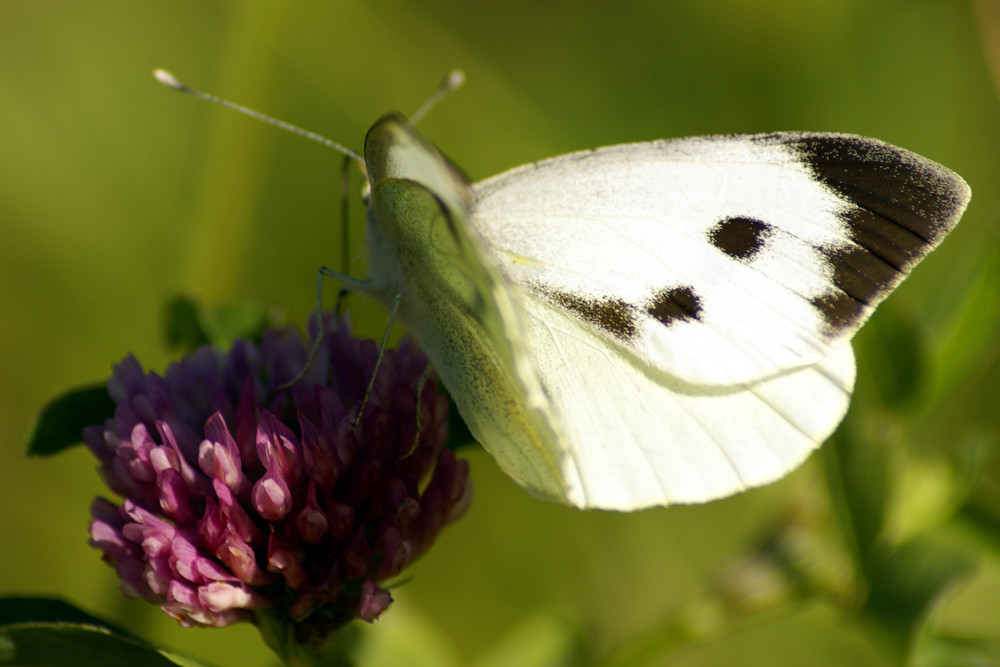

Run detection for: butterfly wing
[[363, 115, 572, 502], [518, 295, 854, 509], [472, 134, 970, 387]]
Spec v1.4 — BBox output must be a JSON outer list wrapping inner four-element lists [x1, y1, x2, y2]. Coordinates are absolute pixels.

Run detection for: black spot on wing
[[548, 291, 638, 341], [707, 216, 773, 262], [539, 285, 702, 342], [647, 286, 703, 327], [768, 133, 969, 335]]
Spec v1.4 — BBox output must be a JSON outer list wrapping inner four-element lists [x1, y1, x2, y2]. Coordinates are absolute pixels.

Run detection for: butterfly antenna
[[153, 69, 365, 167], [409, 69, 465, 126], [339, 153, 352, 276]]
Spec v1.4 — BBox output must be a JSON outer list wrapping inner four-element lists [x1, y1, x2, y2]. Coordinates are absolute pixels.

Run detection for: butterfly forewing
[[471, 133, 970, 388]]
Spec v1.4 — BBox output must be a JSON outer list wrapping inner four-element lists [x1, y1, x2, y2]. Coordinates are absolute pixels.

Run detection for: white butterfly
[[155, 69, 970, 510], [355, 116, 969, 510]]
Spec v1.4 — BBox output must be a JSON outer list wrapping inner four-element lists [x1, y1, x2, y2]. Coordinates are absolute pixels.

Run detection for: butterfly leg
[[275, 266, 371, 392], [401, 361, 434, 459], [277, 152, 365, 391], [353, 292, 402, 427]]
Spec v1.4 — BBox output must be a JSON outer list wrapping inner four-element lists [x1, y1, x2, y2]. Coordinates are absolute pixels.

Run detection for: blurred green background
[[3, 1, 1000, 665]]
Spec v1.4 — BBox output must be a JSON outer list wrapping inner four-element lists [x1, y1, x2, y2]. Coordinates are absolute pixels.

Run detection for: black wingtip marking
[[809, 287, 867, 334], [787, 134, 968, 262], [707, 216, 773, 262], [769, 133, 969, 336], [647, 286, 703, 327], [809, 241, 901, 333]]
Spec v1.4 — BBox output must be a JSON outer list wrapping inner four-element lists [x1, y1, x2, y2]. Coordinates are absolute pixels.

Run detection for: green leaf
[[0, 596, 214, 667], [822, 420, 893, 576], [163, 295, 209, 352], [914, 635, 1000, 667], [855, 305, 925, 411], [930, 246, 1000, 405], [958, 440, 1000, 555], [24, 384, 114, 457], [199, 301, 271, 349], [472, 611, 587, 667], [156, 651, 219, 667], [164, 296, 273, 352], [0, 597, 131, 637], [863, 539, 974, 660], [0, 624, 202, 667]]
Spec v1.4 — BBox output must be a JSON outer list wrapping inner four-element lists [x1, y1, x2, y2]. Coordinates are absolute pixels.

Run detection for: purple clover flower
[[85, 317, 470, 633]]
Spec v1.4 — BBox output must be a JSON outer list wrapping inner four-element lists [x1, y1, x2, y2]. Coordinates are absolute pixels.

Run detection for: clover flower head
[[85, 317, 470, 633]]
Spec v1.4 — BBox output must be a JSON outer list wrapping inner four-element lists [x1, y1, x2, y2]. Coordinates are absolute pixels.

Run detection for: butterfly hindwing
[[519, 296, 855, 509]]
